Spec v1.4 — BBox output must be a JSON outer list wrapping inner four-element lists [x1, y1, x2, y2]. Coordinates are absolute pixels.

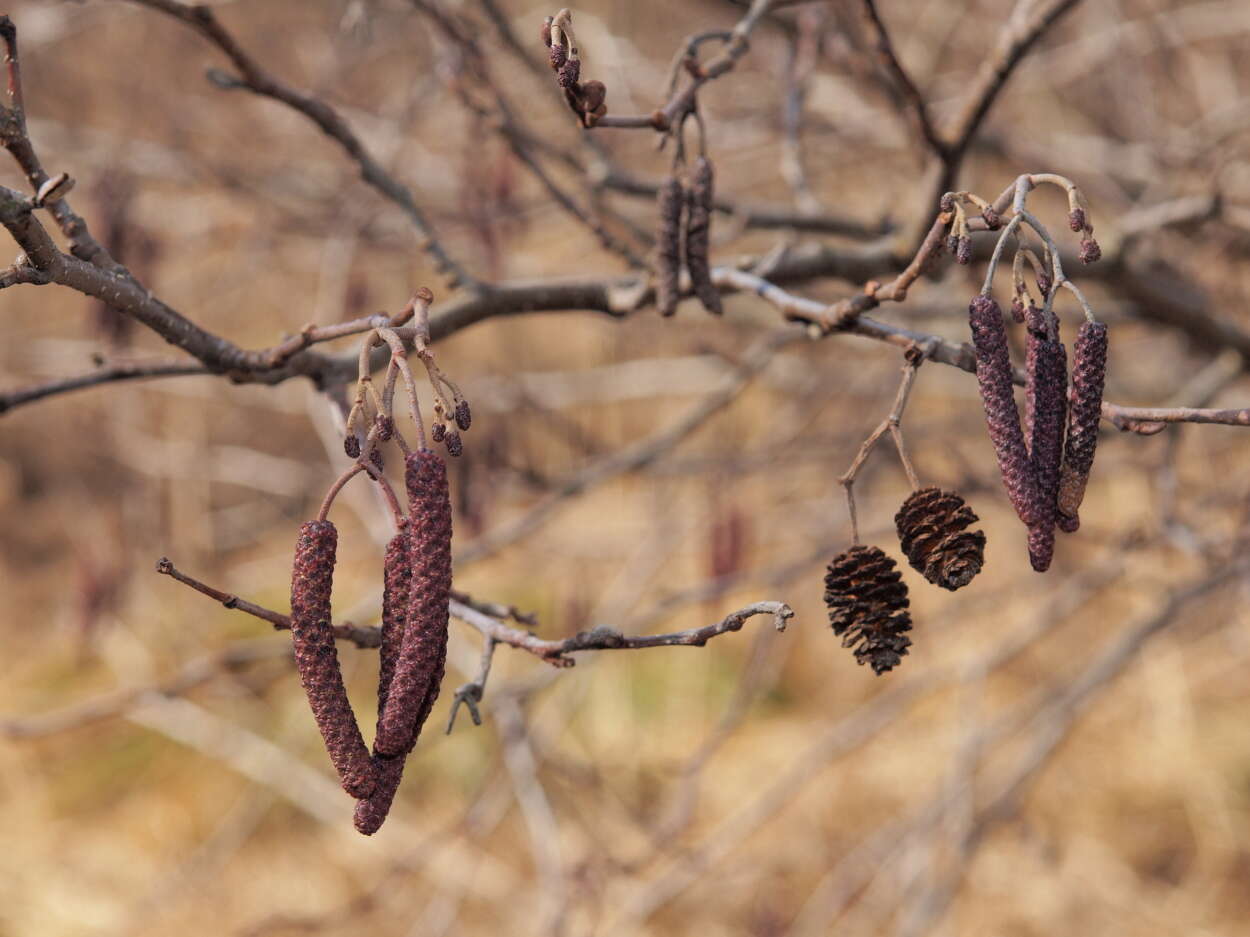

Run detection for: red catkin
[[290, 520, 375, 798], [354, 531, 412, 835], [1023, 305, 1067, 572], [374, 450, 453, 758], [1058, 321, 1109, 529], [968, 295, 1044, 526]]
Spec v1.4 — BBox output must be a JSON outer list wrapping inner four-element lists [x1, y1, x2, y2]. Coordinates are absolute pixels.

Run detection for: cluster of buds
[[655, 155, 722, 317], [542, 10, 607, 127], [290, 289, 465, 835]]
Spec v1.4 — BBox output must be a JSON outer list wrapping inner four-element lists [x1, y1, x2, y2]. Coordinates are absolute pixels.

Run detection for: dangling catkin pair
[[655, 156, 722, 318], [289, 449, 453, 835]]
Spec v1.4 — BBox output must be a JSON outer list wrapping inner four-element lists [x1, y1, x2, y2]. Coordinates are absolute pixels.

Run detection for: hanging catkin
[[1023, 305, 1067, 571], [354, 531, 412, 835], [685, 157, 723, 315], [655, 176, 684, 317], [290, 520, 375, 799], [968, 295, 1044, 526], [1057, 321, 1108, 531], [374, 450, 453, 758]]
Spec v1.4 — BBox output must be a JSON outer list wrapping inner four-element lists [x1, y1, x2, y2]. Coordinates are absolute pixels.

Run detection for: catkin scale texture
[[290, 520, 375, 799], [354, 531, 414, 835], [685, 157, 723, 315], [374, 450, 453, 758], [968, 296, 1044, 526], [1024, 307, 1068, 571], [655, 177, 684, 317], [1058, 321, 1108, 527]]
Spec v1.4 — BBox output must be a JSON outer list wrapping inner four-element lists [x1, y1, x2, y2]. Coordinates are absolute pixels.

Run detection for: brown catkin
[[685, 157, 723, 315], [823, 545, 912, 675], [290, 520, 375, 798], [374, 450, 453, 758], [968, 295, 1044, 526], [354, 531, 411, 835], [1057, 321, 1108, 529], [1023, 304, 1068, 571], [655, 176, 684, 317]]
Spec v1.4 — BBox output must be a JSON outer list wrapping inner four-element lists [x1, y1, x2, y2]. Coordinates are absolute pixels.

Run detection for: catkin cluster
[[654, 156, 722, 317], [969, 295, 1108, 568], [289, 449, 454, 836]]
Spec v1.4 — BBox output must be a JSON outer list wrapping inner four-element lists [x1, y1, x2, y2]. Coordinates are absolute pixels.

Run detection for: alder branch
[[0, 358, 207, 413], [123, 0, 477, 291], [155, 556, 792, 669]]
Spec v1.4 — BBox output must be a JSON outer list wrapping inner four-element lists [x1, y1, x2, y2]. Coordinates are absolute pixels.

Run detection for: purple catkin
[[1009, 296, 1026, 324], [1023, 305, 1067, 572], [344, 434, 361, 459], [375, 415, 394, 442], [290, 520, 375, 798], [1058, 321, 1108, 529], [454, 400, 472, 432], [374, 450, 453, 758], [369, 447, 384, 472], [685, 157, 723, 315], [982, 207, 1002, 230], [431, 422, 446, 443], [656, 177, 684, 317], [354, 531, 412, 835], [1068, 208, 1086, 233], [354, 755, 405, 835], [940, 193, 955, 213], [968, 295, 1044, 526]]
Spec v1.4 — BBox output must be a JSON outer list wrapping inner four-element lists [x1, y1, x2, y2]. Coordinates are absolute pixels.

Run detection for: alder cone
[[968, 295, 1044, 526], [685, 157, 723, 315], [655, 176, 684, 317], [894, 488, 986, 590], [374, 450, 452, 758], [823, 545, 912, 675], [1024, 306, 1068, 572], [1058, 321, 1108, 530], [290, 520, 375, 798]]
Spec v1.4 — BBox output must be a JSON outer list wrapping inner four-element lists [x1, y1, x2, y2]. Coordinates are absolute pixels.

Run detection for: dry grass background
[[1, 0, 1250, 935]]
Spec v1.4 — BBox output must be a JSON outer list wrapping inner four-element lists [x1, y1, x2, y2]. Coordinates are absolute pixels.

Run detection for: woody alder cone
[[290, 520, 375, 799], [824, 546, 913, 675], [894, 488, 986, 590]]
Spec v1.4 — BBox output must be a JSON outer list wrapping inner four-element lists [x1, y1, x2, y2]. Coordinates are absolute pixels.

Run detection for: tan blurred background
[[2, 0, 1250, 935]]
